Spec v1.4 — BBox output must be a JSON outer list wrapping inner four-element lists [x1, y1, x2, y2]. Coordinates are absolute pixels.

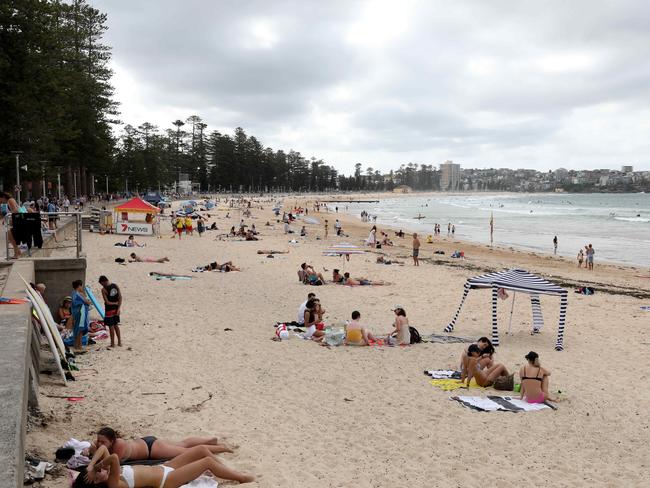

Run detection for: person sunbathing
[[345, 311, 376, 345], [459, 337, 494, 377], [75, 444, 253, 487], [129, 253, 169, 263], [332, 269, 345, 283], [343, 272, 387, 286], [257, 250, 288, 254], [202, 261, 240, 272], [299, 263, 326, 285], [462, 344, 509, 387], [125, 235, 144, 247], [376, 256, 403, 265], [87, 427, 231, 462], [519, 351, 556, 402]]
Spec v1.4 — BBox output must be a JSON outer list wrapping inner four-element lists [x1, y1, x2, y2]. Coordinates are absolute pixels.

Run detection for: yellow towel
[[429, 378, 483, 391]]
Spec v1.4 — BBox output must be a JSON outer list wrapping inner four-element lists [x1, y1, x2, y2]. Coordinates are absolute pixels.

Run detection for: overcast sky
[[99, 0, 650, 174]]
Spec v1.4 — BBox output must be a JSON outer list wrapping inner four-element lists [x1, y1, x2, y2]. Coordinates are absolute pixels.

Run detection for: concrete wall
[[34, 257, 87, 316], [0, 260, 36, 488], [32, 217, 80, 258]]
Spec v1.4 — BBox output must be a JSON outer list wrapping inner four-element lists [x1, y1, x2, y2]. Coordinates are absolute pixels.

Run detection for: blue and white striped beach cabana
[[444, 268, 568, 351]]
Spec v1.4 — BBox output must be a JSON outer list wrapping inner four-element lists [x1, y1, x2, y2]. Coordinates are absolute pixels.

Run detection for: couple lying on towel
[[195, 261, 240, 272], [73, 427, 253, 487], [460, 339, 556, 403], [332, 269, 388, 286]]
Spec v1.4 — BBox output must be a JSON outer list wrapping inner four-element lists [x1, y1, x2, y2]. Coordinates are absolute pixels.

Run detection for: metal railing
[[3, 211, 83, 260]]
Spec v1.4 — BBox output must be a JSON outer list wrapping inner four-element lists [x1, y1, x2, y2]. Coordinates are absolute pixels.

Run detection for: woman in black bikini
[[519, 351, 555, 403], [90, 427, 232, 462]]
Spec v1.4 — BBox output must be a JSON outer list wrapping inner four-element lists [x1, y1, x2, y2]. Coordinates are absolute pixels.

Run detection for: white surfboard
[[19, 275, 67, 359], [29, 297, 67, 385]]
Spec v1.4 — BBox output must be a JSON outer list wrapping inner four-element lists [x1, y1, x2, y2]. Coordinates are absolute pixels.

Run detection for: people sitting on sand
[[459, 337, 495, 378], [345, 311, 376, 346], [376, 256, 404, 265], [125, 235, 144, 247], [210, 222, 218, 230], [300, 226, 307, 237], [57, 296, 73, 337], [380, 232, 393, 246], [343, 272, 387, 286], [75, 444, 253, 487], [332, 269, 345, 283], [395, 229, 405, 238], [303, 298, 326, 341], [129, 253, 170, 263], [386, 306, 411, 345], [297, 292, 316, 325], [519, 351, 556, 403], [284, 221, 293, 234], [299, 263, 326, 285], [244, 230, 258, 241], [461, 344, 510, 387]]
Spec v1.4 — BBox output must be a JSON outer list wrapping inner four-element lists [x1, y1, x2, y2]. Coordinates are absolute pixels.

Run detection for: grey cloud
[[100, 0, 650, 171]]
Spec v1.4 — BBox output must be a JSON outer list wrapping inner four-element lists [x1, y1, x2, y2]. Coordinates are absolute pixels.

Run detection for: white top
[[297, 300, 308, 324]]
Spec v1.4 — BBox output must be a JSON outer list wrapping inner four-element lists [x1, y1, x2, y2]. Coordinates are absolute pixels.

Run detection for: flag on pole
[[489, 212, 494, 246]]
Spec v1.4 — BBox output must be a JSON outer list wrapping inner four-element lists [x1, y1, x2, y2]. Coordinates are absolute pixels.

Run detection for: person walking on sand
[[412, 233, 420, 266], [553, 235, 558, 255], [586, 244, 594, 270], [99, 275, 122, 348], [324, 219, 328, 238], [577, 248, 583, 267]]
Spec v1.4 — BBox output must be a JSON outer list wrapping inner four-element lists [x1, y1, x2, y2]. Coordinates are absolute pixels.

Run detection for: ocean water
[[344, 193, 650, 268]]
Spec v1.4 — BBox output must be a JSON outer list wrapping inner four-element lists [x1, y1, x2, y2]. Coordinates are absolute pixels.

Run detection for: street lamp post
[[55, 166, 62, 200], [105, 175, 109, 195], [73, 170, 78, 198], [39, 160, 50, 198], [11, 151, 23, 205]]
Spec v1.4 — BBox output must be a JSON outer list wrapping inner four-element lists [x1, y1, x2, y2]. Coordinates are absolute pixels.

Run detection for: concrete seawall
[[0, 260, 36, 487]]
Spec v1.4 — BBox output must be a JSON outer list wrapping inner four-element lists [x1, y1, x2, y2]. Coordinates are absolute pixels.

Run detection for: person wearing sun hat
[[519, 351, 556, 403]]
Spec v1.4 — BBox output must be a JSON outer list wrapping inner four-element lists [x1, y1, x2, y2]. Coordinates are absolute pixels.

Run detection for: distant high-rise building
[[622, 165, 633, 173], [440, 160, 461, 191]]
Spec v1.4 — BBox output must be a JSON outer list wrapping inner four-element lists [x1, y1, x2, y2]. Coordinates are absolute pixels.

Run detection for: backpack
[[409, 326, 422, 344]]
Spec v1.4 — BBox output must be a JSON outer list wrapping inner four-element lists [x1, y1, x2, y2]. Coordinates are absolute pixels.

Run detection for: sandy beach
[[27, 194, 650, 487]]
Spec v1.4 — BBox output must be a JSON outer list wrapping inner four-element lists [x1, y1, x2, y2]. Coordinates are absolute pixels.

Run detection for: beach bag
[[409, 326, 422, 344], [493, 373, 514, 391]]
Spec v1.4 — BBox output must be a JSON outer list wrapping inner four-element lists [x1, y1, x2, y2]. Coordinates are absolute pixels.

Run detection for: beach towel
[[425, 370, 461, 379], [422, 333, 474, 344], [149, 273, 192, 281], [0, 297, 29, 304], [430, 378, 482, 391], [640, 306, 650, 311], [451, 395, 554, 412]]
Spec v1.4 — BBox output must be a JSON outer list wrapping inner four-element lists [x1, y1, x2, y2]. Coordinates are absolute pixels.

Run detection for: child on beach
[[99, 275, 122, 348]]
